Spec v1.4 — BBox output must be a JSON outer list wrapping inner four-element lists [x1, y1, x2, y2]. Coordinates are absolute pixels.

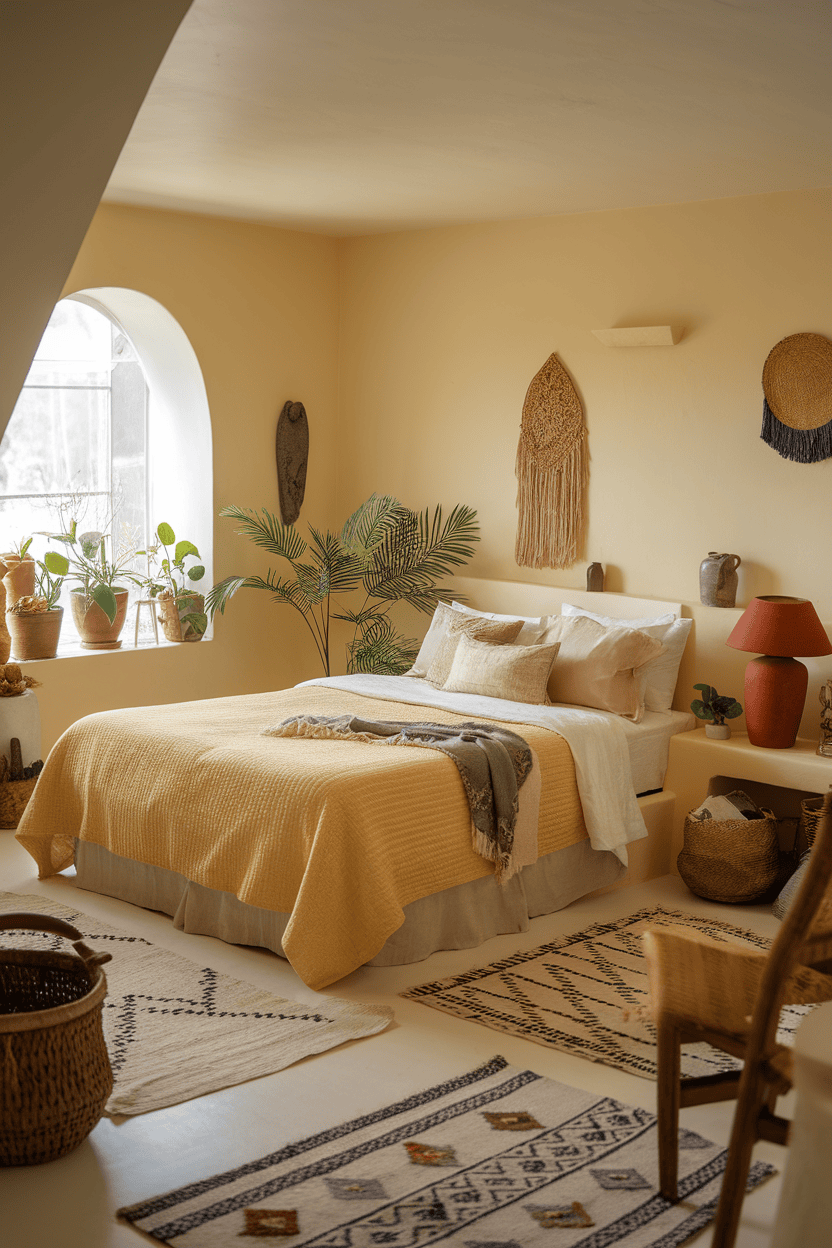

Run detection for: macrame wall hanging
[[761, 332, 832, 463], [515, 352, 587, 569], [275, 399, 309, 524]]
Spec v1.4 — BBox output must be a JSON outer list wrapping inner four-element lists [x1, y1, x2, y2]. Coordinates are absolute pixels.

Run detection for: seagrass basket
[[800, 795, 826, 848], [0, 912, 113, 1166], [677, 808, 780, 904]]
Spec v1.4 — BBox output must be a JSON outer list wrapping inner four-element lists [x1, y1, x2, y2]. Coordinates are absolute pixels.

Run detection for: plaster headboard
[[450, 576, 682, 623]]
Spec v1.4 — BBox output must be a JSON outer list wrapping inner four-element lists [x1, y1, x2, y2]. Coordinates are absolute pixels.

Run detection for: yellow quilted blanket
[[16, 686, 587, 988]]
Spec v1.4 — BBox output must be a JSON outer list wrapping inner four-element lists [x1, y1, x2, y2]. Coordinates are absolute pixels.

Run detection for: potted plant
[[206, 494, 479, 675], [1, 537, 36, 607], [46, 520, 143, 649], [691, 683, 743, 739], [141, 523, 207, 643], [6, 551, 67, 661]]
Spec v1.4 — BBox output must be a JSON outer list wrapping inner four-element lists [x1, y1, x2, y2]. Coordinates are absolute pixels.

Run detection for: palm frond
[[305, 526, 365, 594], [340, 495, 410, 567], [347, 617, 419, 675], [219, 505, 307, 562], [364, 503, 479, 602]]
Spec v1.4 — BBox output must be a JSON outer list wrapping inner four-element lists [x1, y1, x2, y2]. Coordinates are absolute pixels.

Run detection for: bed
[[15, 587, 695, 989]]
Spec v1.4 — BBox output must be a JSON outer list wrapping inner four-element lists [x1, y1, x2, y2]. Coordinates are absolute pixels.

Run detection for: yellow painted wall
[[337, 188, 832, 735], [26, 204, 340, 752]]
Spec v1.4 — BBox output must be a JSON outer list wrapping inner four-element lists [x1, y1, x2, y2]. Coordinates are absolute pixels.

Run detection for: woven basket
[[677, 808, 780, 904], [800, 795, 826, 847], [0, 912, 113, 1166], [0, 777, 38, 829]]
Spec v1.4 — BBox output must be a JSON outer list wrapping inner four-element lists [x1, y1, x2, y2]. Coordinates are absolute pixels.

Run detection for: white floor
[[1, 832, 791, 1248]]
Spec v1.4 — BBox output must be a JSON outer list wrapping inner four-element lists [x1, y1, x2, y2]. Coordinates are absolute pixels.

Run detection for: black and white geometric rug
[[401, 906, 808, 1081], [0, 893, 392, 1117], [117, 1054, 774, 1246]]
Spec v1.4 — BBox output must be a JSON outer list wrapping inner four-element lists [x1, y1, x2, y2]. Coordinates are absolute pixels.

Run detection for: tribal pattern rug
[[402, 906, 808, 1080], [118, 1054, 774, 1246], [0, 893, 392, 1116]]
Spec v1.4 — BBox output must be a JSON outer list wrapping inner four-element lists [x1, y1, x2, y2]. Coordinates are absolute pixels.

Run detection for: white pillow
[[406, 601, 458, 677], [561, 603, 692, 714], [450, 601, 552, 644]]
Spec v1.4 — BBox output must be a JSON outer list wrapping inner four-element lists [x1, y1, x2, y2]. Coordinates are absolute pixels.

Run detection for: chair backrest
[[750, 787, 832, 1063]]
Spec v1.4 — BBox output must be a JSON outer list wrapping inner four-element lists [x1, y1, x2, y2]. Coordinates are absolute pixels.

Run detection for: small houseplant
[[5, 551, 67, 660], [141, 522, 207, 642], [0, 537, 36, 606], [45, 520, 143, 649], [206, 494, 479, 675], [691, 684, 743, 739]]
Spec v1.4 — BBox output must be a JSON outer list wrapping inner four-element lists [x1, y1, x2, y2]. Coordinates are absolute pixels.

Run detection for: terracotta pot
[[1, 555, 36, 607], [7, 607, 63, 660], [157, 592, 206, 643], [70, 589, 130, 649]]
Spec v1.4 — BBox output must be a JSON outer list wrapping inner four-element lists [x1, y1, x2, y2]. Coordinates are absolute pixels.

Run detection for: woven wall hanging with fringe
[[761, 331, 832, 463], [515, 352, 587, 569]]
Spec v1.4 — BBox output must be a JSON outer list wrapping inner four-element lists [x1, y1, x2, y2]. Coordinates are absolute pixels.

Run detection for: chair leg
[[656, 1018, 682, 1201], [709, 1069, 768, 1248]]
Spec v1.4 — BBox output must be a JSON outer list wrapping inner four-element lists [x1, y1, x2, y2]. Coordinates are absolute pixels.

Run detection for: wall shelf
[[592, 326, 678, 347]]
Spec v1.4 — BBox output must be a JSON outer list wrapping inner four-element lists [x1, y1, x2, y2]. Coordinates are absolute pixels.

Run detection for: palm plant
[[206, 495, 479, 675]]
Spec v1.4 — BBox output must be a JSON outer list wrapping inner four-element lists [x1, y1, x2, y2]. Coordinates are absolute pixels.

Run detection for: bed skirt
[[73, 839, 625, 969]]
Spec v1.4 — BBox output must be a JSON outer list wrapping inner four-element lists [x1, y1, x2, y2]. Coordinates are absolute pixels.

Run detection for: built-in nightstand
[[664, 729, 832, 866]]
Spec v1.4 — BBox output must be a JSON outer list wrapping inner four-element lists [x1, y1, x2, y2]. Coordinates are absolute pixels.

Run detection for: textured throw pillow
[[450, 601, 552, 645], [561, 603, 692, 714], [425, 613, 524, 688], [443, 634, 561, 704], [405, 601, 458, 677], [540, 613, 666, 721]]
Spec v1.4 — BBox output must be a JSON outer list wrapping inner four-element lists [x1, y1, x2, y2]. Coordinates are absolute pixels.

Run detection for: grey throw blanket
[[262, 715, 533, 881]]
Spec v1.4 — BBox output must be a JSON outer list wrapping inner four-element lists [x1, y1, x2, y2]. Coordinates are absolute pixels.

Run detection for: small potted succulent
[[141, 523, 207, 643], [691, 683, 743, 739], [5, 551, 67, 660]]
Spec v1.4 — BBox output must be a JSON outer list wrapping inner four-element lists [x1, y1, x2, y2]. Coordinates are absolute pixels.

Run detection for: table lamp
[[726, 595, 832, 748]]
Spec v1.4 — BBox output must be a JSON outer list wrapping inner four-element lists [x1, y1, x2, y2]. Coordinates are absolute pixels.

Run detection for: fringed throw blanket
[[515, 352, 587, 569], [263, 715, 533, 881]]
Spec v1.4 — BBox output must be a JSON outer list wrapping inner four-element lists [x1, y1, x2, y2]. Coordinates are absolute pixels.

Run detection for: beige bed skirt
[[73, 838, 625, 970]]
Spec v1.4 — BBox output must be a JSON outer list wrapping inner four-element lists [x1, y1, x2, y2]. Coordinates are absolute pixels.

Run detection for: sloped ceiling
[[103, 0, 832, 236]]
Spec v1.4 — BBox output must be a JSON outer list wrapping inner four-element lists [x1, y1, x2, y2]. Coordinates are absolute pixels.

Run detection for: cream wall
[[25, 204, 340, 752], [336, 188, 832, 738]]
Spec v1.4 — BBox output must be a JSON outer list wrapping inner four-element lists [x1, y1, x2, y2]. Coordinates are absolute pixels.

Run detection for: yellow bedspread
[[15, 686, 587, 988]]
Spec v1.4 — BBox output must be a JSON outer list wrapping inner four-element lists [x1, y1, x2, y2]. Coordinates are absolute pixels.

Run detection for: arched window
[[0, 288, 213, 648]]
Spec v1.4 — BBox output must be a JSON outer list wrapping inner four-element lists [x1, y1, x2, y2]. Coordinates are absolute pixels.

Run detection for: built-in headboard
[[451, 576, 681, 623]]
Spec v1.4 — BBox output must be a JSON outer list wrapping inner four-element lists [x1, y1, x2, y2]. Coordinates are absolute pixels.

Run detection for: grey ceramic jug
[[699, 552, 741, 607]]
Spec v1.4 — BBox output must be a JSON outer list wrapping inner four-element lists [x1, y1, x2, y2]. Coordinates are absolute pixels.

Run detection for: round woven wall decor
[[761, 332, 832, 462]]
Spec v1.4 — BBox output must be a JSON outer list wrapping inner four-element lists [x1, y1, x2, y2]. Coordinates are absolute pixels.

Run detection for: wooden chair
[[642, 788, 832, 1248]]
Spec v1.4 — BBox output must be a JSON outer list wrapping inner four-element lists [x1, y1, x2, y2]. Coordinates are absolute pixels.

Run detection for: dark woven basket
[[800, 795, 826, 848], [0, 912, 113, 1166], [677, 809, 780, 904]]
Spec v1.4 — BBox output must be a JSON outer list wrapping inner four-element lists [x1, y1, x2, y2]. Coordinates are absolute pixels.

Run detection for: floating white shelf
[[592, 326, 678, 347]]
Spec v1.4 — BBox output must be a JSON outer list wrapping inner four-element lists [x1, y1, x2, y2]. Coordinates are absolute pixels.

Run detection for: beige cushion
[[405, 601, 458, 677], [425, 613, 524, 687], [443, 634, 561, 704], [540, 614, 666, 721]]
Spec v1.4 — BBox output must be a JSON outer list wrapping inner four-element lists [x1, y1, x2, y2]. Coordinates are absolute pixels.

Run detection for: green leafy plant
[[44, 519, 143, 624], [206, 494, 480, 675], [690, 683, 743, 726], [140, 522, 208, 637]]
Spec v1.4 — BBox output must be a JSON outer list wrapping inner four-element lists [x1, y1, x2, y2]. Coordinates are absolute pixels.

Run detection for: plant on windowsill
[[0, 536, 36, 606], [205, 494, 479, 676], [45, 520, 143, 650], [5, 551, 68, 661], [691, 683, 743, 740], [140, 523, 207, 643]]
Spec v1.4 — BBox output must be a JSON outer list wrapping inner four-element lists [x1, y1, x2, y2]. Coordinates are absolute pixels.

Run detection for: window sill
[[15, 630, 211, 662]]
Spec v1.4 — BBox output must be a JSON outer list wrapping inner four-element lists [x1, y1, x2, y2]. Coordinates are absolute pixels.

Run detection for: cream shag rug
[[118, 1053, 774, 1246], [402, 906, 808, 1080], [0, 893, 392, 1116]]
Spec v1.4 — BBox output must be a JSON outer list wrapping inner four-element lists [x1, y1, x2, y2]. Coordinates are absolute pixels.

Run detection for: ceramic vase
[[1, 554, 36, 607], [158, 592, 206, 642]]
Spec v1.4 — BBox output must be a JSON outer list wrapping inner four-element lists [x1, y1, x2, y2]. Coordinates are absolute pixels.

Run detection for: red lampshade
[[726, 596, 832, 658]]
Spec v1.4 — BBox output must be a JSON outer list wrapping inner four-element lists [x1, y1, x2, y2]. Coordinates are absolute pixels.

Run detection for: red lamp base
[[744, 655, 808, 749]]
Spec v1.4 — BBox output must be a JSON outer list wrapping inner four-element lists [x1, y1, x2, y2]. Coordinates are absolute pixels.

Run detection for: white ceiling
[[103, 0, 832, 237]]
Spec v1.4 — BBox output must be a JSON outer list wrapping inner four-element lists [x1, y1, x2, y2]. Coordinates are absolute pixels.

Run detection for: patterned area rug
[[402, 906, 808, 1080], [118, 1054, 774, 1246], [0, 893, 392, 1117]]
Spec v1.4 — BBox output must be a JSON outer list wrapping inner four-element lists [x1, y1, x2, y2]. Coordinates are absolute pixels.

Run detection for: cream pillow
[[540, 614, 666, 721], [443, 634, 561, 704], [425, 613, 524, 687], [561, 603, 692, 714], [405, 601, 458, 677], [449, 601, 551, 645]]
